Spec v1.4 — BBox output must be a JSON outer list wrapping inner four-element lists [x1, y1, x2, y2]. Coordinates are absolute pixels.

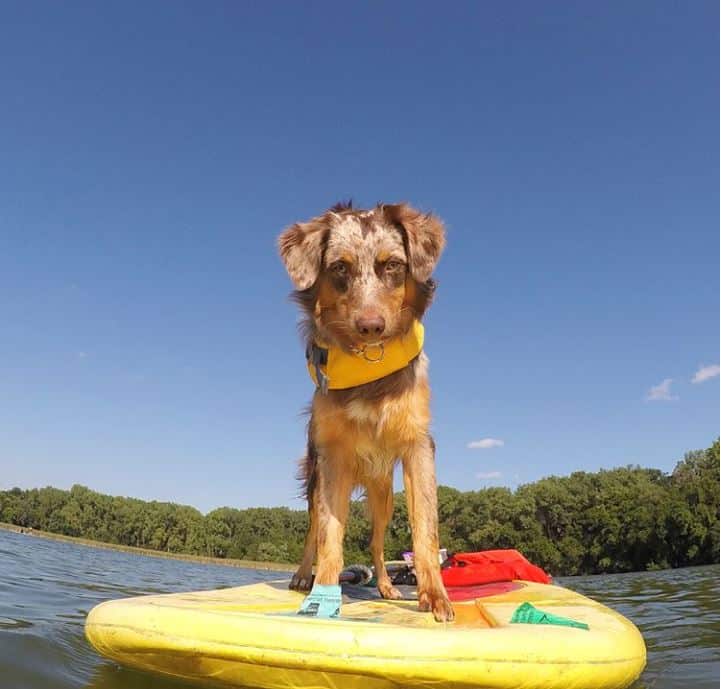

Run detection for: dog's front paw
[[289, 570, 313, 592], [297, 584, 341, 618], [418, 588, 455, 622]]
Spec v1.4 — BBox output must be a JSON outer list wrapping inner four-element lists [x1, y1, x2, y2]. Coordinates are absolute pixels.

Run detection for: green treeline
[[2, 440, 718, 576]]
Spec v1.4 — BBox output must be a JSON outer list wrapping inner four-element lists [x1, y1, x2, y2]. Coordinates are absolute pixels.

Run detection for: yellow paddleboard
[[85, 579, 646, 689]]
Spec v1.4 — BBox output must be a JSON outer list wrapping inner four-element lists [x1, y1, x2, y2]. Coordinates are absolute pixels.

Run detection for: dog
[[278, 201, 454, 622]]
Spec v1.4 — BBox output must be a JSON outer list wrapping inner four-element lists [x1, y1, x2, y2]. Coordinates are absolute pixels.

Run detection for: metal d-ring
[[358, 342, 385, 363]]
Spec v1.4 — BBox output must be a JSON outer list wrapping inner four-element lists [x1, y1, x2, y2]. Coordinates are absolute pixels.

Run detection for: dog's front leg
[[402, 435, 454, 622], [313, 452, 353, 586]]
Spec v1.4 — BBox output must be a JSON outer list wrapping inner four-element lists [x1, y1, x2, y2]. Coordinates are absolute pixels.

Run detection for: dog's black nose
[[355, 314, 386, 337]]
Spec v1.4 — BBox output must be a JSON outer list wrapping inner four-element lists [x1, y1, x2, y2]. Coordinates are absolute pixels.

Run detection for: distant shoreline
[[3, 442, 718, 577], [0, 522, 296, 573]]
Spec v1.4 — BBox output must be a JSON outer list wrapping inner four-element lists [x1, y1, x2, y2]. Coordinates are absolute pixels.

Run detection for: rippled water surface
[[0, 529, 718, 688]]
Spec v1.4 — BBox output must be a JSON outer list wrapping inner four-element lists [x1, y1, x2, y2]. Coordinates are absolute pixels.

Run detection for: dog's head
[[278, 202, 445, 349]]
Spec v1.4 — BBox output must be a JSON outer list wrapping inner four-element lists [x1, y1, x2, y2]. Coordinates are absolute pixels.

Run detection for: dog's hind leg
[[366, 476, 403, 600], [290, 439, 318, 592], [289, 500, 316, 591]]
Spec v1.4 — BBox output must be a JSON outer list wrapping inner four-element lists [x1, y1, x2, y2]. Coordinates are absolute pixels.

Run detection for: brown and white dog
[[278, 201, 453, 622]]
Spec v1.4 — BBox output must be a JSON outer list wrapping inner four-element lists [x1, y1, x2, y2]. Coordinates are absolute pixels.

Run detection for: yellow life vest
[[306, 320, 424, 391]]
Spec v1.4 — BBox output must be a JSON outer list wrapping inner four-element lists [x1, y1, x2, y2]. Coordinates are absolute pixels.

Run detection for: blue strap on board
[[297, 584, 342, 618]]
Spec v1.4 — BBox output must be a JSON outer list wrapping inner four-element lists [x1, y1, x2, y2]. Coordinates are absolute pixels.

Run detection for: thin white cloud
[[692, 364, 720, 384], [476, 471, 502, 480], [77, 351, 87, 359], [467, 438, 505, 449], [646, 378, 678, 401]]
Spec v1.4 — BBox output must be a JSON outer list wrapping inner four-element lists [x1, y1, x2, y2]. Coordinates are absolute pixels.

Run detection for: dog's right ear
[[278, 217, 329, 290]]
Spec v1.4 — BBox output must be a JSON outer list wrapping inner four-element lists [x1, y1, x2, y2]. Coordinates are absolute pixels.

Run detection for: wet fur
[[279, 201, 453, 622]]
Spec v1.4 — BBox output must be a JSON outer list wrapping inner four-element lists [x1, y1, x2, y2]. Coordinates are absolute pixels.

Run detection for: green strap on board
[[510, 602, 589, 630]]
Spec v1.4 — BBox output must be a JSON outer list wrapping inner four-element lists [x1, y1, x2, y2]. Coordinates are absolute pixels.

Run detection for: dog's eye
[[385, 260, 404, 272], [330, 261, 348, 276]]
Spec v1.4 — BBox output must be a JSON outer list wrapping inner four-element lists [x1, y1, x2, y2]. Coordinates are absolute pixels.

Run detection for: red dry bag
[[441, 549, 551, 587]]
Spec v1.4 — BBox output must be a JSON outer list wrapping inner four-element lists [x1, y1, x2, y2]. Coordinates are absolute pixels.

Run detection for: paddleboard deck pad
[[85, 579, 646, 689]]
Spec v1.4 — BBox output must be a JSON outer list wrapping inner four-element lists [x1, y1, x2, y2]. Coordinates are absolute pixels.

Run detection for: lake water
[[0, 529, 718, 689]]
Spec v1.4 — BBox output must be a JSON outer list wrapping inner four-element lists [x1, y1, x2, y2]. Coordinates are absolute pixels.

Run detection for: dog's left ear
[[381, 204, 446, 282], [278, 216, 330, 290]]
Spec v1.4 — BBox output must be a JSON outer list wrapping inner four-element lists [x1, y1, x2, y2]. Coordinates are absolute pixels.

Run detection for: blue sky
[[1, 2, 718, 513]]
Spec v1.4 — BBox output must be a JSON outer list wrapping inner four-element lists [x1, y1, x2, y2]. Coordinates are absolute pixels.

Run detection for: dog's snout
[[355, 314, 386, 337]]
